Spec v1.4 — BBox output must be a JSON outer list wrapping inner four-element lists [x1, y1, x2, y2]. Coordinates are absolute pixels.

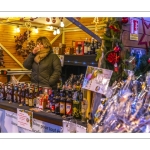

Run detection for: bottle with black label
[[55, 90, 60, 115]]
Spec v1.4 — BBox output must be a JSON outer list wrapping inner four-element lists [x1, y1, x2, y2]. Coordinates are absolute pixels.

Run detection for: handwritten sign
[[82, 66, 113, 95], [17, 108, 33, 131]]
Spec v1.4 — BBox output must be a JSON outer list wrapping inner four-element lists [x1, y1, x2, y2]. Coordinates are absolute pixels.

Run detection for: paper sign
[[17, 108, 33, 131], [130, 18, 139, 41], [82, 66, 113, 95]]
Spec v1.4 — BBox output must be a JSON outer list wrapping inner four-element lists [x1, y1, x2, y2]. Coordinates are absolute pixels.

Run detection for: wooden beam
[[50, 32, 62, 44], [0, 43, 24, 68]]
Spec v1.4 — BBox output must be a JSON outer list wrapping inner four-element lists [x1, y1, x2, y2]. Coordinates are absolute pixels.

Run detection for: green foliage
[[96, 17, 129, 85]]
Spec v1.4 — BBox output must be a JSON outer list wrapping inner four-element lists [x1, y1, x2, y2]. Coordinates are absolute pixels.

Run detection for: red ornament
[[109, 25, 115, 29], [106, 51, 120, 64], [148, 58, 150, 63], [121, 17, 128, 24], [113, 45, 121, 52], [46, 18, 50, 22]]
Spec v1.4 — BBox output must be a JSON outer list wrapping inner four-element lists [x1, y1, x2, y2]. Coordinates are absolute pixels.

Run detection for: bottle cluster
[[0, 73, 86, 120]]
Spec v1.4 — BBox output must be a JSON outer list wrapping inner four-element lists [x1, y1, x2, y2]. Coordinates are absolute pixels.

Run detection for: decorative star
[[138, 17, 150, 52]]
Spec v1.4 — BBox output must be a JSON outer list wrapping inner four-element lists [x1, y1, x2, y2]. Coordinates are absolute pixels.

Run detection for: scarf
[[34, 48, 50, 63]]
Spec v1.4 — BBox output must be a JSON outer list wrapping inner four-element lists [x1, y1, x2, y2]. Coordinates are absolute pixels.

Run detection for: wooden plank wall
[[0, 24, 62, 83], [0, 17, 104, 83]]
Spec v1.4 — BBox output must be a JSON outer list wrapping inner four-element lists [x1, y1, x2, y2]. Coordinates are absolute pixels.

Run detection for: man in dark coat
[[23, 36, 62, 89]]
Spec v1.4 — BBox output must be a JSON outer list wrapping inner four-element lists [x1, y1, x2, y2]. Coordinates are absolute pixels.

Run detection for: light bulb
[[53, 30, 57, 35], [49, 26, 53, 30], [60, 21, 64, 27], [35, 27, 38, 33], [16, 26, 20, 33], [56, 28, 60, 34]]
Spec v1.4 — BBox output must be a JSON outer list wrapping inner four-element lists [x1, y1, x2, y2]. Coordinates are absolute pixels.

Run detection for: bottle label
[[29, 99, 33, 106], [66, 103, 72, 115], [60, 103, 65, 114], [25, 98, 29, 105]]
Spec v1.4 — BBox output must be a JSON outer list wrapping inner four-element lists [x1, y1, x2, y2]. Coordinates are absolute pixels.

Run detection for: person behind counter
[[23, 36, 62, 89]]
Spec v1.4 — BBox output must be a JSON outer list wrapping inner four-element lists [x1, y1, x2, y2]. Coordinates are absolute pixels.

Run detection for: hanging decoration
[[95, 17, 130, 85], [93, 17, 99, 32], [121, 17, 129, 24]]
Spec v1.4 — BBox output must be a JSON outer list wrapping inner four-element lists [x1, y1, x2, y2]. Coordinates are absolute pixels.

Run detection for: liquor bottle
[[25, 85, 29, 106], [9, 83, 14, 103], [20, 85, 25, 105], [72, 90, 82, 119], [13, 84, 18, 103], [87, 38, 91, 55], [84, 38, 88, 55], [49, 90, 55, 112], [6, 83, 10, 101], [34, 85, 38, 107], [59, 89, 66, 116], [1, 83, 6, 100], [55, 89, 60, 115], [38, 86, 43, 96], [17, 84, 21, 104], [28, 87, 34, 107], [65, 90, 73, 117], [0, 83, 2, 100]]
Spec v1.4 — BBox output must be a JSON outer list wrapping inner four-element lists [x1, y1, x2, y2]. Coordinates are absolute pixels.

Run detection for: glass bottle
[[28, 87, 34, 107], [25, 85, 29, 106], [59, 89, 66, 116], [13, 84, 18, 103], [55, 89, 60, 115], [20, 85, 25, 105], [65, 90, 73, 117], [17, 84, 21, 104]]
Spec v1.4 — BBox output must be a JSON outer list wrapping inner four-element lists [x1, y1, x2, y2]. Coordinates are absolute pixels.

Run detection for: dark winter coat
[[23, 50, 62, 89]]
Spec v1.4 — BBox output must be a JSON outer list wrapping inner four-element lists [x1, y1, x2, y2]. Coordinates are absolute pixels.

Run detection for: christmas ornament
[[46, 18, 50, 22], [106, 51, 120, 64], [113, 44, 121, 52], [121, 17, 128, 24], [109, 25, 115, 29], [52, 17, 56, 23], [148, 58, 150, 63]]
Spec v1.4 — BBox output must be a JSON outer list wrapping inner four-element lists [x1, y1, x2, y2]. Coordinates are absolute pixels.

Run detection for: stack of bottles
[[0, 73, 87, 121], [92, 70, 150, 133]]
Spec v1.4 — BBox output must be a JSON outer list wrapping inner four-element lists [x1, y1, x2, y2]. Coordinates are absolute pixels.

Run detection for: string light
[[16, 26, 20, 33], [53, 29, 57, 35], [35, 27, 38, 33], [60, 20, 64, 27], [56, 28, 60, 34]]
